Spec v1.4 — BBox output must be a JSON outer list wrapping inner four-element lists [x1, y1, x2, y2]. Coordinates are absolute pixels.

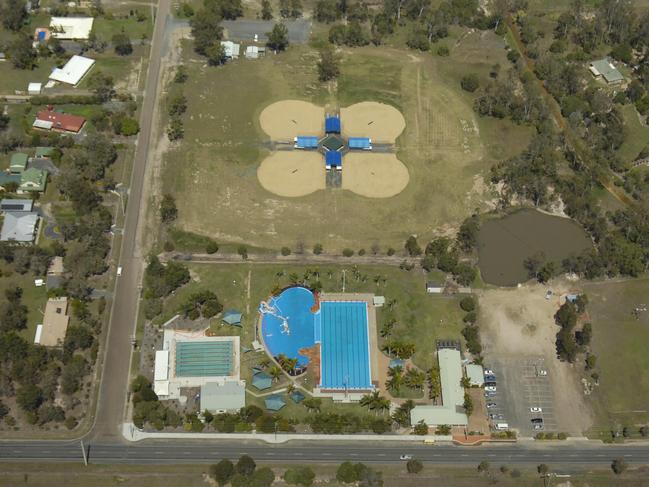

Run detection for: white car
[[399, 454, 412, 460], [485, 386, 497, 392], [117, 266, 123, 277], [484, 369, 494, 376], [538, 369, 548, 376], [530, 407, 542, 413]]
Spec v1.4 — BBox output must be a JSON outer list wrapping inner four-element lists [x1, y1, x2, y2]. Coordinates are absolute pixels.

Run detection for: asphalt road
[[221, 19, 312, 43], [90, 0, 171, 441], [1, 441, 649, 466]]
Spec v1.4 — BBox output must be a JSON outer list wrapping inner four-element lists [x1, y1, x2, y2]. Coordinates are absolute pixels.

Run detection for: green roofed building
[[222, 310, 242, 326], [10, 153, 28, 174], [265, 394, 286, 411], [0, 173, 22, 191], [589, 58, 624, 84], [19, 168, 47, 193], [34, 147, 54, 158]]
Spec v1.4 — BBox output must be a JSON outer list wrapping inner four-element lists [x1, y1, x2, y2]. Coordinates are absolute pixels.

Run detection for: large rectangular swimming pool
[[175, 341, 233, 377], [319, 301, 372, 390]]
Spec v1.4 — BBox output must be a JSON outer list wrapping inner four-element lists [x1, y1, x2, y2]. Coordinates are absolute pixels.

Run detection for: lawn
[[162, 30, 533, 252], [92, 6, 155, 42], [156, 262, 466, 372], [617, 104, 649, 164], [582, 278, 649, 439], [0, 264, 48, 344]]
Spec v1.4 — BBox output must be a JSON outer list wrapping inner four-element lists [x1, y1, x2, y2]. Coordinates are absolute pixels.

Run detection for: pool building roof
[[290, 390, 305, 403], [295, 136, 319, 149], [348, 137, 371, 150], [200, 380, 246, 412]]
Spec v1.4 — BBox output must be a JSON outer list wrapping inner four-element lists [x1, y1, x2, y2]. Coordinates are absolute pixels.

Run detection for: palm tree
[[258, 357, 271, 369], [375, 396, 391, 415], [269, 365, 282, 382], [287, 383, 295, 394], [359, 393, 374, 411], [404, 368, 425, 390]]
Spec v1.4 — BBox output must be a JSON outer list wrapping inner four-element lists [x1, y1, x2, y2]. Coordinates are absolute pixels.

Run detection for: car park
[[530, 407, 542, 413]]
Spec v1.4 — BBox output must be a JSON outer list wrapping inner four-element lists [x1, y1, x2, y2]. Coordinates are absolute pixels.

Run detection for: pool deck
[[320, 293, 382, 391]]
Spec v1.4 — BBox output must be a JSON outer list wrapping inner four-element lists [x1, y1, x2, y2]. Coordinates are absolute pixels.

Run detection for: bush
[[236, 454, 256, 476], [210, 459, 235, 485], [313, 243, 323, 255], [206, 241, 219, 254], [358, 248, 366, 256], [461, 74, 480, 93], [281, 247, 291, 256], [612, 458, 627, 475], [237, 245, 248, 260], [406, 459, 423, 473], [284, 466, 315, 486], [460, 296, 476, 312], [437, 44, 450, 56], [463, 311, 477, 324], [342, 248, 354, 257], [405, 236, 422, 256], [387, 247, 395, 256], [118, 117, 139, 136]]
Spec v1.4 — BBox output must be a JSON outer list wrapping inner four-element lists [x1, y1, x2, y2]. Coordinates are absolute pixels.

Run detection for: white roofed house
[[49, 55, 95, 86], [49, 17, 94, 40], [0, 212, 39, 243], [221, 41, 240, 59]]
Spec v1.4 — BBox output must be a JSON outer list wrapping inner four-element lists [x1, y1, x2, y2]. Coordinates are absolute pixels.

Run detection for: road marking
[[266, 453, 275, 456], [322, 453, 332, 456], [377, 454, 386, 457]]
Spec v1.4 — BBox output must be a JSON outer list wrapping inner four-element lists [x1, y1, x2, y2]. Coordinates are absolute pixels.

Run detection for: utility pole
[[80, 440, 88, 466], [342, 269, 346, 292]]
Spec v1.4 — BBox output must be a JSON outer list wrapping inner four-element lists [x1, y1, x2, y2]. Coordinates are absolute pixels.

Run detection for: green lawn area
[[0, 264, 48, 343], [0, 59, 57, 95], [617, 104, 649, 164], [162, 30, 532, 252], [583, 278, 649, 439], [92, 7, 155, 42]]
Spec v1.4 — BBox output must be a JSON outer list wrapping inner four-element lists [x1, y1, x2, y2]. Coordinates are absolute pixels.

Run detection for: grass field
[[617, 104, 649, 164], [162, 30, 533, 252], [583, 278, 649, 438], [0, 265, 48, 343], [156, 262, 465, 372]]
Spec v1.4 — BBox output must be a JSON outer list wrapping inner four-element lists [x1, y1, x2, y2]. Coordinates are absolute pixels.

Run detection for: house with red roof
[[33, 108, 86, 133]]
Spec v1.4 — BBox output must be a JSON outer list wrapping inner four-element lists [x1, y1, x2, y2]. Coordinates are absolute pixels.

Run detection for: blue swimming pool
[[260, 287, 373, 390]]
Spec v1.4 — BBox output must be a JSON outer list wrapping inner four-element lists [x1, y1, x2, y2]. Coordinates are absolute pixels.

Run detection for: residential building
[[0, 198, 34, 212], [0, 173, 22, 191], [589, 58, 625, 85], [0, 211, 39, 242], [34, 110, 86, 133], [49, 17, 94, 40], [19, 168, 47, 193], [9, 153, 28, 174]]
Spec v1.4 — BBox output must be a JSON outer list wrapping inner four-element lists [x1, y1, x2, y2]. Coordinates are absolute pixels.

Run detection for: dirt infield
[[259, 100, 324, 140], [341, 102, 406, 143], [342, 153, 409, 198], [257, 151, 325, 197]]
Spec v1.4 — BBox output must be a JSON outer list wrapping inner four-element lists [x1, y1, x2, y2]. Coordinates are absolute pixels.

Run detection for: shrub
[[342, 248, 354, 257], [313, 243, 323, 255], [387, 247, 395, 256], [406, 459, 423, 473], [358, 248, 366, 256], [281, 247, 291, 256], [284, 466, 315, 486], [611, 458, 627, 475], [237, 245, 248, 260], [461, 74, 480, 93], [206, 241, 219, 254], [437, 44, 450, 56], [460, 296, 476, 312]]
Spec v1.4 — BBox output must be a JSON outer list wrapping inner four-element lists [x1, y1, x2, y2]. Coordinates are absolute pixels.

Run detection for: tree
[[16, 385, 43, 412], [461, 74, 480, 93], [406, 459, 423, 474], [236, 454, 256, 476], [313, 243, 323, 254], [210, 459, 235, 486], [8, 35, 36, 70], [336, 462, 367, 484], [314, 0, 341, 23], [412, 420, 428, 435], [284, 466, 315, 486], [460, 296, 475, 312], [117, 117, 139, 136], [160, 194, 178, 223], [290, 0, 302, 18], [463, 392, 474, 416], [191, 10, 223, 56], [88, 71, 115, 102], [405, 236, 421, 256], [112, 33, 133, 55], [611, 457, 627, 475], [269, 365, 283, 382], [1, 0, 27, 31], [457, 215, 480, 251], [206, 42, 227, 66], [267, 23, 289, 52], [477, 460, 490, 473], [537, 463, 549, 475], [318, 45, 340, 82], [261, 0, 273, 19]]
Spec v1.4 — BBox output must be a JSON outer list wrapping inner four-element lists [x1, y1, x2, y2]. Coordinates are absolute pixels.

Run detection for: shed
[[426, 282, 444, 294], [325, 116, 341, 134], [200, 380, 246, 413], [465, 363, 484, 387], [221, 41, 240, 59], [372, 296, 385, 307], [264, 394, 286, 411], [28, 82, 42, 95], [252, 371, 272, 390], [10, 153, 29, 174], [348, 137, 372, 150], [222, 310, 242, 326], [0, 212, 39, 242], [0, 199, 34, 212], [325, 151, 342, 170], [589, 58, 624, 84], [245, 45, 261, 59], [294, 136, 319, 149], [49, 55, 95, 86], [34, 324, 43, 344], [49, 17, 94, 40]]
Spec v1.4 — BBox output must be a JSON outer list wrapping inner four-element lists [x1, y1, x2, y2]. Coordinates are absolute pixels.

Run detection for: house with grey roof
[[0, 211, 39, 242], [589, 58, 625, 85], [199, 380, 246, 413], [0, 199, 34, 212]]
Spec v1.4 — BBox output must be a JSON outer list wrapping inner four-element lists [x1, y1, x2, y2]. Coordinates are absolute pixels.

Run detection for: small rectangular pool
[[319, 301, 372, 390]]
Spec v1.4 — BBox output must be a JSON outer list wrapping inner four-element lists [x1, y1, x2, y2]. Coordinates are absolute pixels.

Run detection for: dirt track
[[341, 102, 406, 143], [259, 100, 324, 140], [257, 151, 325, 197], [342, 152, 409, 198]]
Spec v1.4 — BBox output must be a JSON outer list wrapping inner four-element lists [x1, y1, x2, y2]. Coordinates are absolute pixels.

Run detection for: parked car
[[545, 290, 553, 300], [538, 369, 548, 377], [485, 386, 497, 392], [533, 424, 544, 430], [484, 375, 497, 381], [117, 266, 123, 277], [486, 403, 497, 409], [484, 369, 494, 376], [399, 454, 412, 460], [489, 413, 498, 419], [484, 381, 497, 387], [530, 407, 542, 413], [484, 391, 497, 397], [531, 418, 543, 424]]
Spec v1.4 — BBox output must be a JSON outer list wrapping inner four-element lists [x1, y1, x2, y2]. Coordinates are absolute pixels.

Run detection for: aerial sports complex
[[257, 100, 409, 198], [259, 286, 380, 399]]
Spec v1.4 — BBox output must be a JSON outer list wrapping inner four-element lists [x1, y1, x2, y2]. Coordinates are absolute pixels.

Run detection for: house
[[426, 281, 444, 294], [36, 297, 70, 347], [199, 380, 246, 413], [0, 173, 22, 191], [10, 153, 29, 174], [0, 211, 39, 242], [48, 55, 95, 86], [0, 198, 34, 212], [34, 147, 54, 158], [19, 168, 47, 193], [49, 17, 94, 40], [589, 58, 624, 85], [28, 82, 42, 95], [221, 41, 240, 59], [34, 109, 86, 133]]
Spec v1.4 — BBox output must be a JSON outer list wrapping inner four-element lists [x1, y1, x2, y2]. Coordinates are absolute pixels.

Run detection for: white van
[[495, 423, 509, 430]]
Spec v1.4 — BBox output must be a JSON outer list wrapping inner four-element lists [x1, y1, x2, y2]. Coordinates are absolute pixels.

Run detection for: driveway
[[221, 20, 312, 43]]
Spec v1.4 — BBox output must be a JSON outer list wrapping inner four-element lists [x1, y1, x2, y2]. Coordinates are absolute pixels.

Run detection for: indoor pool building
[[259, 286, 379, 400]]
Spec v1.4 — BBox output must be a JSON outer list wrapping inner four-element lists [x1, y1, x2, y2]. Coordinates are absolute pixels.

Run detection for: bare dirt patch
[[259, 100, 324, 141], [342, 152, 409, 198], [257, 151, 325, 197], [478, 281, 593, 434], [341, 102, 406, 143]]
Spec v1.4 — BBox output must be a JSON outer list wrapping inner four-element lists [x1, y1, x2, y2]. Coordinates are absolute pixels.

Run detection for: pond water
[[477, 209, 593, 287]]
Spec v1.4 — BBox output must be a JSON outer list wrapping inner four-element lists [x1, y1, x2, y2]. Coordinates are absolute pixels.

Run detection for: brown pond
[[477, 209, 593, 287]]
